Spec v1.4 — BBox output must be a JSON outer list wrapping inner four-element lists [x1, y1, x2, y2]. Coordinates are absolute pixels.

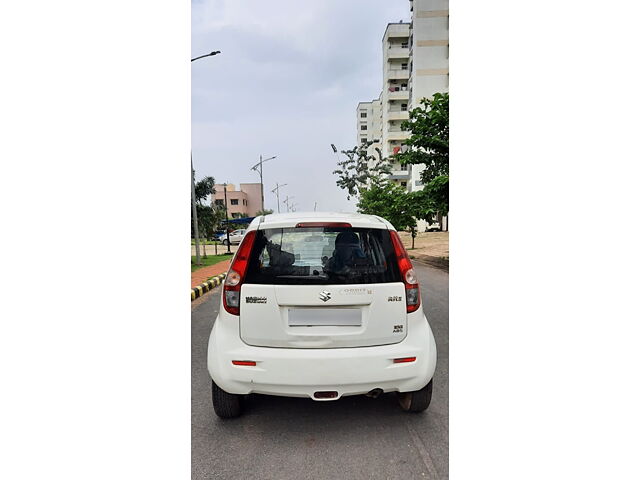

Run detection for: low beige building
[[213, 183, 262, 218]]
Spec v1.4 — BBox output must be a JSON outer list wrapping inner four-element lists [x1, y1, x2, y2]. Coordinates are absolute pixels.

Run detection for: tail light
[[390, 230, 421, 313], [295, 222, 352, 228], [393, 356, 417, 363], [223, 230, 257, 315]]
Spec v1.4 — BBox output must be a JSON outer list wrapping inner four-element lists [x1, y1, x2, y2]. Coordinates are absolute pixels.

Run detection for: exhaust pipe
[[365, 388, 383, 398]]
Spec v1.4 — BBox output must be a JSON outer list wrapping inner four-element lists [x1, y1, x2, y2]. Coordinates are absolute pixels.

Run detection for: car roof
[[247, 212, 394, 231]]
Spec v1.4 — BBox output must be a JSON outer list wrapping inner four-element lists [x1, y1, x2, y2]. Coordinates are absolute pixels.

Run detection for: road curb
[[191, 272, 226, 301]]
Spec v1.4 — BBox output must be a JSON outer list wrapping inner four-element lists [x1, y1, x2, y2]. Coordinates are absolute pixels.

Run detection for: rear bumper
[[207, 308, 437, 400]]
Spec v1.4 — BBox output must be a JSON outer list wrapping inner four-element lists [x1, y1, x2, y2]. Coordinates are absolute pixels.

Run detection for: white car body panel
[[208, 301, 436, 400], [240, 283, 408, 348], [207, 212, 437, 401]]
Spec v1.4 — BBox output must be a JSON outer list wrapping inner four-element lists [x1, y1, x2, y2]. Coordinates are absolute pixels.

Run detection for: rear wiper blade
[[275, 275, 328, 280]]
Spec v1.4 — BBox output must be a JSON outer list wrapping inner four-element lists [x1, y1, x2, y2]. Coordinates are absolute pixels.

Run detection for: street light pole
[[271, 182, 287, 213], [259, 155, 264, 211], [283, 195, 294, 213], [191, 49, 221, 265], [191, 51, 221, 62], [250, 155, 276, 212], [223, 183, 231, 254], [191, 153, 201, 265]]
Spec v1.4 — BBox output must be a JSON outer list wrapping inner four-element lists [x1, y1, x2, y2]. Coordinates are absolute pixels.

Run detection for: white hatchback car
[[207, 212, 437, 418]]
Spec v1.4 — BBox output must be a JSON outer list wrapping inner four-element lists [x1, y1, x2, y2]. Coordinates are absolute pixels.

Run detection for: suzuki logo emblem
[[319, 290, 331, 302]]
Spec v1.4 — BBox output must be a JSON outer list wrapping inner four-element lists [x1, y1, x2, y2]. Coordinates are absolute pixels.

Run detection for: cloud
[[192, 0, 409, 213]]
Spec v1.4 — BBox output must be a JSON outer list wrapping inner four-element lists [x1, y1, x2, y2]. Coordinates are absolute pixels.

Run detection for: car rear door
[[238, 225, 407, 348]]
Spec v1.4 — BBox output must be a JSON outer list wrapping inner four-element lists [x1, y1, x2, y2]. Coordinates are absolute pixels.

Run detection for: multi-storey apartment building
[[355, 0, 448, 229], [382, 22, 412, 189], [356, 99, 381, 146], [408, 0, 449, 189], [212, 183, 262, 218]]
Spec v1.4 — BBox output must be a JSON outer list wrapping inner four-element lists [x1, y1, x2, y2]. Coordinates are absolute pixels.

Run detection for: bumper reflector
[[232, 360, 257, 366], [393, 356, 416, 363]]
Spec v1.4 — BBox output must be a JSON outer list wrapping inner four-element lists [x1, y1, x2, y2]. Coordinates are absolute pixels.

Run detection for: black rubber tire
[[397, 379, 433, 413], [222, 239, 230, 246], [211, 380, 243, 419]]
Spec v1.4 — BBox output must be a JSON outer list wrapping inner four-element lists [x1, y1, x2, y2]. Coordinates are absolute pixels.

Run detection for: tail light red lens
[[295, 222, 352, 228], [222, 230, 257, 316], [390, 230, 421, 313], [232, 360, 257, 366], [393, 356, 417, 363]]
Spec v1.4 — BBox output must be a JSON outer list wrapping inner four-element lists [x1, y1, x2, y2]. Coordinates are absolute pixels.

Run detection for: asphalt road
[[192, 262, 449, 479]]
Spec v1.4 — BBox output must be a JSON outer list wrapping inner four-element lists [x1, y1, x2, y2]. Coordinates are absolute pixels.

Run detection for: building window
[[401, 103, 408, 111], [401, 182, 407, 187], [360, 125, 367, 130], [415, 180, 423, 187], [360, 112, 367, 118], [401, 63, 408, 70], [230, 199, 238, 205], [214, 199, 224, 206], [361, 137, 368, 143]]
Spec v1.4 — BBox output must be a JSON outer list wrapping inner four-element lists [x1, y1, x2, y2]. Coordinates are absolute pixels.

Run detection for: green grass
[[191, 239, 221, 245], [191, 254, 231, 272]]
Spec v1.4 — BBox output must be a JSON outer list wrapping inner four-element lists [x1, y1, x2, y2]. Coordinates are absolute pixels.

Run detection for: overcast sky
[[192, 0, 409, 213]]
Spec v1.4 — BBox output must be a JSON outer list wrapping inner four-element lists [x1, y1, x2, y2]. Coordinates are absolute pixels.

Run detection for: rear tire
[[397, 379, 433, 413], [222, 239, 230, 246], [211, 380, 243, 418]]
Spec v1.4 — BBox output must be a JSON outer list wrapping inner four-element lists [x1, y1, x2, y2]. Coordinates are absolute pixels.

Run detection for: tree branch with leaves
[[395, 92, 449, 220], [333, 141, 392, 200]]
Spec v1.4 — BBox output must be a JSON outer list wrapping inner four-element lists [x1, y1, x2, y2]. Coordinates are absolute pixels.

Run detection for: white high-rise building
[[356, 0, 449, 196], [408, 0, 449, 191], [356, 98, 381, 147]]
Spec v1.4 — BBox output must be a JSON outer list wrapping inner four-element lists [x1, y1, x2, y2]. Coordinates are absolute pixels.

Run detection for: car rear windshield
[[244, 227, 401, 285]]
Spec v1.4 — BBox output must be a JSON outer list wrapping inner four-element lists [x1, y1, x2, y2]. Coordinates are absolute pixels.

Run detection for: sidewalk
[[191, 259, 231, 288]]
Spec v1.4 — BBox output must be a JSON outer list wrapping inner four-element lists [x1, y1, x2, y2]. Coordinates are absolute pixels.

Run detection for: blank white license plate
[[288, 308, 361, 326]]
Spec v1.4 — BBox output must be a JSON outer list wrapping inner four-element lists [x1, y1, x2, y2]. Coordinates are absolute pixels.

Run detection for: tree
[[357, 182, 424, 249], [191, 176, 219, 257], [333, 141, 392, 200], [255, 209, 274, 216], [394, 93, 449, 221]]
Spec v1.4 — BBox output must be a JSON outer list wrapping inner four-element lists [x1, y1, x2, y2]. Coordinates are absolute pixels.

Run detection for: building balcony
[[388, 171, 411, 180], [387, 110, 409, 121], [384, 23, 410, 40], [387, 47, 410, 59], [387, 130, 410, 141], [387, 90, 409, 100], [386, 69, 410, 80]]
